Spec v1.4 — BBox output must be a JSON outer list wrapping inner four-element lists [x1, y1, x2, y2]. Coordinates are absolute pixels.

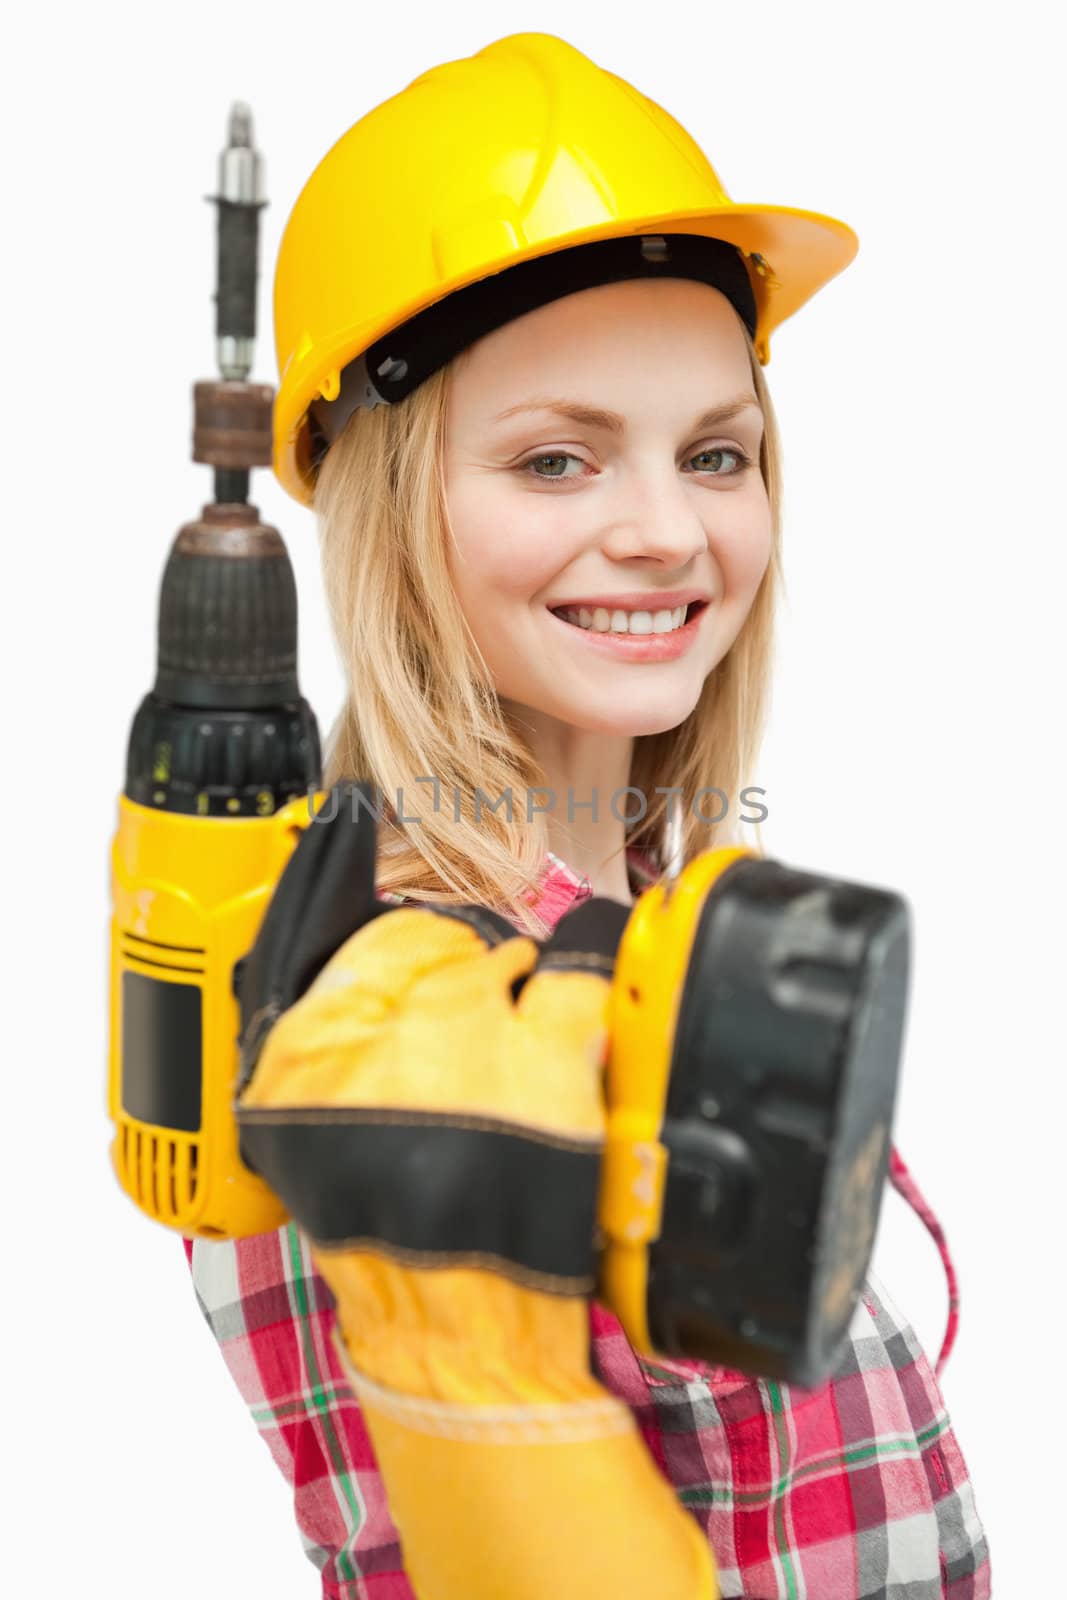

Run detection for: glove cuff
[[332, 1328, 718, 1600], [332, 1327, 632, 1445]]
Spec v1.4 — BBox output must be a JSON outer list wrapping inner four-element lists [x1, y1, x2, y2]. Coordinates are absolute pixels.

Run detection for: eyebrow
[[490, 393, 763, 435]]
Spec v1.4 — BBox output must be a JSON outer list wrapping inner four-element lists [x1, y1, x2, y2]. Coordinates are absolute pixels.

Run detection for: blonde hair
[[312, 325, 783, 938]]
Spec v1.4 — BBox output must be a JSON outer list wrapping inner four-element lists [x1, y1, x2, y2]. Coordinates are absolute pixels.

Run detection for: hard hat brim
[[275, 201, 858, 509]]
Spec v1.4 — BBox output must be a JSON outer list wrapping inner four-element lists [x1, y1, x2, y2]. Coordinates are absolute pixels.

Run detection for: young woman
[[188, 32, 990, 1598]]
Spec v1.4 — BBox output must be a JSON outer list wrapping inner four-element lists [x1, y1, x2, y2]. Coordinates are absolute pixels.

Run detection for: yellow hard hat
[[273, 31, 858, 508]]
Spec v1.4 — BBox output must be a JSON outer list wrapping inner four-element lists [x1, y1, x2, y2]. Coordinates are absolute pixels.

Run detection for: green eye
[[689, 448, 749, 475], [526, 453, 578, 478]]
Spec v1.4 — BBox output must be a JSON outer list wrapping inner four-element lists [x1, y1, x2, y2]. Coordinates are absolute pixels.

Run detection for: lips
[[546, 597, 711, 662]]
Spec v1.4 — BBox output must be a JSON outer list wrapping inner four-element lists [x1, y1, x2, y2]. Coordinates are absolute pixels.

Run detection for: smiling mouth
[[550, 600, 708, 635]]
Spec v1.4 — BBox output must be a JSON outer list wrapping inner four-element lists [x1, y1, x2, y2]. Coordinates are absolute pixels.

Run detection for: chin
[[549, 693, 703, 738]]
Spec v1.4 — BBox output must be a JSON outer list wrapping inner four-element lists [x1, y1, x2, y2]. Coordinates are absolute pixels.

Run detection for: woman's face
[[442, 277, 772, 737]]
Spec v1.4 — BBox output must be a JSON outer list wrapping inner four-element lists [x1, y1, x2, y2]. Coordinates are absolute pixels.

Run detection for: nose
[[599, 467, 710, 570]]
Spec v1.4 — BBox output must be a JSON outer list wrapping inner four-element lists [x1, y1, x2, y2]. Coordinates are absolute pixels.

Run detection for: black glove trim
[[237, 1113, 601, 1293], [236, 781, 387, 1092], [509, 894, 631, 1000]]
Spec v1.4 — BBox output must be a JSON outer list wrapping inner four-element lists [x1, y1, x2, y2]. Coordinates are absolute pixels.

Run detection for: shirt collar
[[376, 845, 660, 928], [522, 845, 660, 927]]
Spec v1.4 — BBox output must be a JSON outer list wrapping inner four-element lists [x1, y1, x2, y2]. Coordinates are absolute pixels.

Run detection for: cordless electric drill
[[108, 104, 322, 1239], [108, 106, 910, 1388]]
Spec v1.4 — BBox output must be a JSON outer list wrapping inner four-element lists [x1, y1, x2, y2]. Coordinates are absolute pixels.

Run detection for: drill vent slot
[[119, 1119, 200, 1224]]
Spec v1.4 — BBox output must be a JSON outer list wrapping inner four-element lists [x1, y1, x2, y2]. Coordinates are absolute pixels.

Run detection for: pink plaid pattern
[[185, 848, 989, 1598]]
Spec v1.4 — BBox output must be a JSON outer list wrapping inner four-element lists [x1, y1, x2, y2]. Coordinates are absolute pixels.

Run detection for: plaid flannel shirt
[[185, 847, 990, 1599]]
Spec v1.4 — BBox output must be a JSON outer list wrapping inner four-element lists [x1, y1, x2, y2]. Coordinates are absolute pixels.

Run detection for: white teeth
[[559, 604, 689, 635]]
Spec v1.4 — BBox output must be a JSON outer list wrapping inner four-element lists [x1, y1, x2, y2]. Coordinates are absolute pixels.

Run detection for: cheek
[[711, 498, 773, 600], [446, 475, 573, 606]]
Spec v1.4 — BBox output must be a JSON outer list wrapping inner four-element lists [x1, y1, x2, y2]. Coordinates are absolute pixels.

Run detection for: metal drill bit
[[212, 100, 266, 382]]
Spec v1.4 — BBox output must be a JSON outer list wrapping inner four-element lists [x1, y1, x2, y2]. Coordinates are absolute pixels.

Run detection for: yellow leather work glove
[[236, 896, 717, 1600]]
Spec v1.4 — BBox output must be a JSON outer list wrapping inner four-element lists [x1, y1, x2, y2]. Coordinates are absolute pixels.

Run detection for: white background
[[3, 0, 1061, 1593]]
